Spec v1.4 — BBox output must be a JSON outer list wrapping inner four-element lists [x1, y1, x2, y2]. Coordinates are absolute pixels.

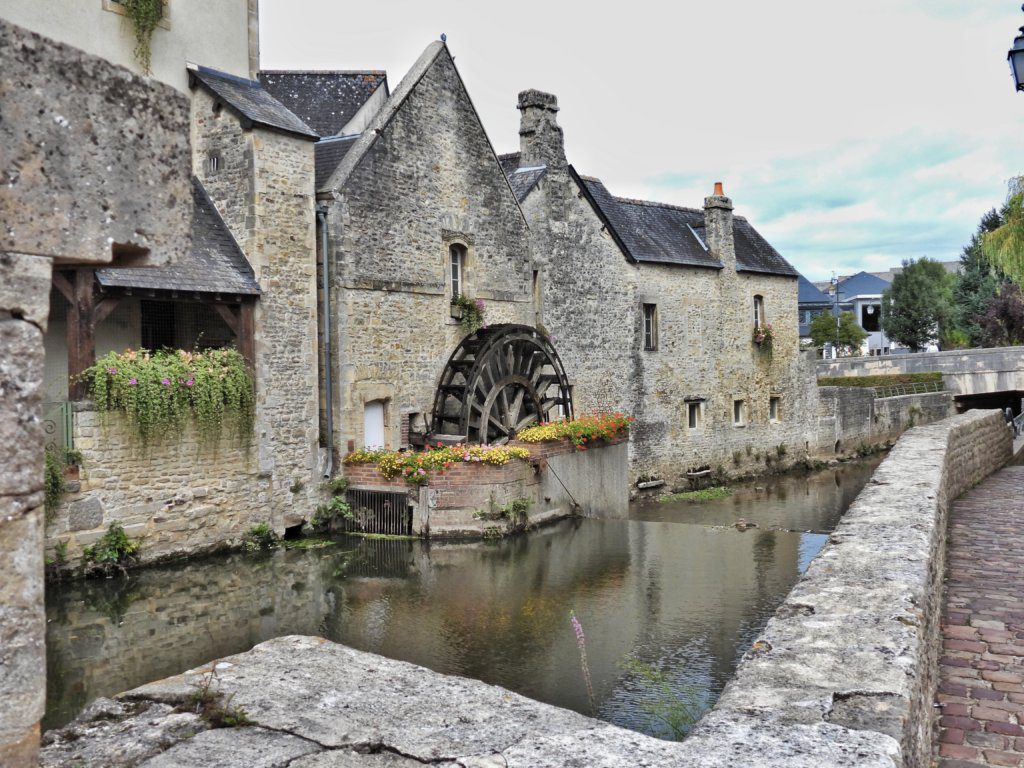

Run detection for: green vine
[[44, 447, 66, 520], [81, 348, 255, 446], [120, 0, 164, 73], [451, 294, 486, 334]]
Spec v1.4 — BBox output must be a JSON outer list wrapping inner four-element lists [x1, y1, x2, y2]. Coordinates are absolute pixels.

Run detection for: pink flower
[[161, 378, 171, 386], [185, 379, 194, 387], [106, 367, 118, 375], [128, 378, 138, 386], [417, 468, 425, 475]]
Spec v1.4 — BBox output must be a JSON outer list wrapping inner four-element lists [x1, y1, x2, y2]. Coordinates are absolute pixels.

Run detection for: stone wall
[[343, 438, 626, 537], [45, 407, 271, 567], [0, 18, 191, 766], [516, 99, 820, 487], [679, 409, 1012, 767], [815, 387, 955, 453], [192, 84, 323, 529], [324, 43, 535, 452]]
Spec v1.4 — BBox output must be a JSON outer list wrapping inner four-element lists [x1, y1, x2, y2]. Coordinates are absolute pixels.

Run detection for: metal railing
[[341, 488, 413, 536], [41, 401, 73, 452], [873, 381, 945, 399]]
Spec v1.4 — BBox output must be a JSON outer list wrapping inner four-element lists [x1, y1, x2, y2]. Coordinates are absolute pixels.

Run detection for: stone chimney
[[704, 181, 735, 270], [517, 90, 566, 170]]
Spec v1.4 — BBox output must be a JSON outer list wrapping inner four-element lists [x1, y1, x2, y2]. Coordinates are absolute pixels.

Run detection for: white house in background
[[835, 271, 892, 355]]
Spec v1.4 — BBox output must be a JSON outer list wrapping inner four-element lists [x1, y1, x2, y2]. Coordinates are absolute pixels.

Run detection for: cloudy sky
[[261, 0, 1024, 281]]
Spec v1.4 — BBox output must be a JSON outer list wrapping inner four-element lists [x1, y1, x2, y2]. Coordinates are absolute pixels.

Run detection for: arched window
[[449, 244, 466, 298]]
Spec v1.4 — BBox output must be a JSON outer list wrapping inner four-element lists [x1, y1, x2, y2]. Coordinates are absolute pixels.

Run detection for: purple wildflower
[[185, 379, 195, 387], [106, 367, 118, 375], [128, 378, 138, 386], [161, 378, 171, 386]]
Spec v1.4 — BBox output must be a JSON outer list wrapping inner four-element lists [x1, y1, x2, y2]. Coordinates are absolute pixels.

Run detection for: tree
[[808, 311, 867, 356], [978, 282, 1024, 347], [881, 257, 954, 352], [953, 209, 1002, 347], [982, 177, 1024, 285]]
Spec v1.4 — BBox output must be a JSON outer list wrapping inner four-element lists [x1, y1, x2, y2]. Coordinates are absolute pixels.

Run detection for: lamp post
[[831, 274, 840, 358], [1009, 5, 1024, 91]]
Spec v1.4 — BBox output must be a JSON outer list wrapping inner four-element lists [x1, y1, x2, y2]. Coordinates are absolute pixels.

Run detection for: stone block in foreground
[[43, 635, 901, 768]]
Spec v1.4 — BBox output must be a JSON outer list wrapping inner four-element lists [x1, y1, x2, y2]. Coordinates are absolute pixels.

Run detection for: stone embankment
[[42, 410, 1012, 767]]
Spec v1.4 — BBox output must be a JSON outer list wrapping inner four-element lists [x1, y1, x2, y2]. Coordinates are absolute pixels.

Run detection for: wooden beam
[[52, 270, 74, 304], [237, 301, 255, 371], [212, 303, 239, 335], [67, 269, 96, 401], [94, 296, 122, 325]]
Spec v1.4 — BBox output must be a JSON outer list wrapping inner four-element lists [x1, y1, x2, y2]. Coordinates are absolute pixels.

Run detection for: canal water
[[44, 457, 881, 739]]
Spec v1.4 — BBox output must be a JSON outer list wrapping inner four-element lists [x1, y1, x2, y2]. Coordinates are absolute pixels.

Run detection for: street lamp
[[1009, 5, 1024, 91], [830, 274, 840, 358]]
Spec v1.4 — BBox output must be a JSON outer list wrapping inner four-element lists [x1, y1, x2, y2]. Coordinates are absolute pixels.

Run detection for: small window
[[733, 399, 746, 426], [643, 304, 658, 351], [449, 244, 465, 298], [206, 152, 221, 175], [687, 401, 703, 430], [754, 295, 765, 328], [364, 400, 386, 448], [770, 396, 781, 423]]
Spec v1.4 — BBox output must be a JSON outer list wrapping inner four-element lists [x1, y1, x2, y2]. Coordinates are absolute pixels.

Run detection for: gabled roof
[[315, 135, 359, 190], [319, 41, 448, 193], [258, 70, 388, 137], [576, 173, 721, 269], [188, 65, 318, 140], [798, 274, 832, 304], [96, 178, 260, 296], [499, 153, 547, 203], [732, 218, 799, 277], [838, 270, 890, 299]]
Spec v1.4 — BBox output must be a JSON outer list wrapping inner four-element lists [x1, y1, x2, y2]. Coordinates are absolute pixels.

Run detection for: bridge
[[817, 346, 1024, 417]]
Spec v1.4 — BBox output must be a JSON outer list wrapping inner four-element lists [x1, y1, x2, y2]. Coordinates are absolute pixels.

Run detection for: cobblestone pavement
[[935, 465, 1024, 767]]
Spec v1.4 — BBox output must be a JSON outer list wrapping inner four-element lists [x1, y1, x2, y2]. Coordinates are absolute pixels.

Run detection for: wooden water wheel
[[431, 324, 573, 444]]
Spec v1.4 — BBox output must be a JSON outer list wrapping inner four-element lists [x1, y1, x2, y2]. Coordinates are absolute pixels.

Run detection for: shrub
[[344, 443, 530, 485], [310, 495, 354, 531], [44, 447, 67, 519], [242, 523, 279, 553], [516, 412, 633, 449], [83, 522, 141, 576], [82, 348, 254, 446], [451, 294, 486, 334]]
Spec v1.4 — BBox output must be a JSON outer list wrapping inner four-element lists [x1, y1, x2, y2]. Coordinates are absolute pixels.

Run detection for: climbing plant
[[119, 0, 164, 73], [81, 348, 255, 446], [451, 294, 486, 334]]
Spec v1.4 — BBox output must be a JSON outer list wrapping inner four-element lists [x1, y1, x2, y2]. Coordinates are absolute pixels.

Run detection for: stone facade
[[514, 95, 821, 484], [0, 18, 191, 766], [323, 43, 535, 453], [46, 407, 270, 567]]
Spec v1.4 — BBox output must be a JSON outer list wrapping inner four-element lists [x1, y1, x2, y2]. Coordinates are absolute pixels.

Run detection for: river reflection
[[44, 459, 881, 738]]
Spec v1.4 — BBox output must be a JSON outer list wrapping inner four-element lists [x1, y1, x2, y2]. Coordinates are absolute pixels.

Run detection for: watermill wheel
[[431, 324, 573, 444]]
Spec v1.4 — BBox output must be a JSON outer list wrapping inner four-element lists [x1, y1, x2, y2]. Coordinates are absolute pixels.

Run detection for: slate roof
[[316, 135, 359, 190], [577, 174, 722, 269], [258, 71, 388, 137], [732, 217, 799, 277], [97, 178, 259, 296], [188, 65, 318, 140], [496, 152, 547, 202], [798, 274, 832, 305], [837, 271, 891, 299]]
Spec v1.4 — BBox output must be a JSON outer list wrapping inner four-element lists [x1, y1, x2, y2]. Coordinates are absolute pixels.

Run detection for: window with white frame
[[753, 295, 765, 329], [733, 399, 746, 426], [643, 304, 658, 351], [449, 244, 465, 298], [687, 400, 703, 430]]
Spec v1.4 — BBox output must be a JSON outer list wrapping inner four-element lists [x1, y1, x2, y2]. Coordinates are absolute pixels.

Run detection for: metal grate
[[42, 401, 73, 452], [341, 489, 413, 535], [341, 537, 415, 579]]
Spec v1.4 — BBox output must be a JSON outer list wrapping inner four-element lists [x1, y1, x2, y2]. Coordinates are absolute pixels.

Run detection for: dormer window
[[449, 244, 466, 298]]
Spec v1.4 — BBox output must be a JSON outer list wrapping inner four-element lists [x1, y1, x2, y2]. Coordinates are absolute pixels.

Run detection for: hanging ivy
[[81, 348, 255, 446], [120, 0, 164, 73]]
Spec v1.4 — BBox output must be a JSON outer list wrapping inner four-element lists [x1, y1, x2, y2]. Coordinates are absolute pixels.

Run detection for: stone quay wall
[[343, 438, 627, 537], [0, 18, 191, 767], [678, 409, 1012, 767], [46, 407, 272, 568], [815, 387, 955, 454]]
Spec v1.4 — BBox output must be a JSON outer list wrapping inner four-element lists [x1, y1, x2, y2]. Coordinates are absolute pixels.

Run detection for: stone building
[[502, 91, 817, 483]]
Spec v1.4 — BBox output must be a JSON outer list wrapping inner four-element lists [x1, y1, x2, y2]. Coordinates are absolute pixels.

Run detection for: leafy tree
[[953, 208, 1002, 346], [881, 258, 954, 352], [808, 311, 867, 356], [982, 177, 1024, 285], [978, 282, 1024, 347]]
